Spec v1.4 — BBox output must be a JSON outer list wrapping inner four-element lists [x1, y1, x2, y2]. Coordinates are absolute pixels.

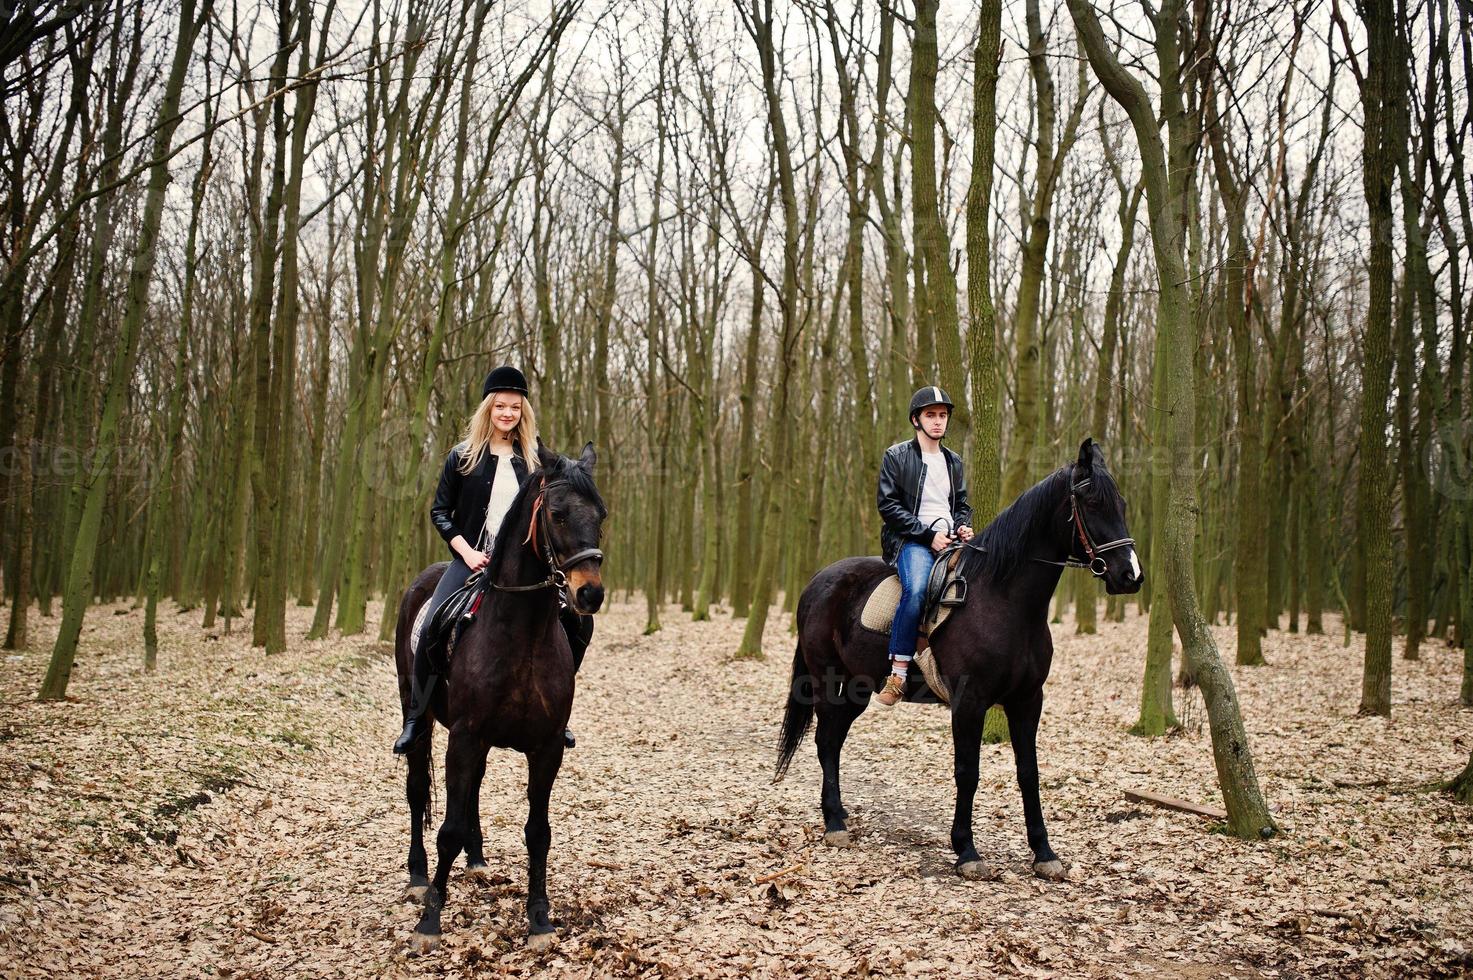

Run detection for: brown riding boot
[[877, 674, 906, 706]]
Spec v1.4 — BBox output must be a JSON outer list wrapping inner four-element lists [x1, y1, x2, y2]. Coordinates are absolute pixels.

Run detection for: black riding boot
[[393, 640, 439, 755], [560, 609, 593, 749]]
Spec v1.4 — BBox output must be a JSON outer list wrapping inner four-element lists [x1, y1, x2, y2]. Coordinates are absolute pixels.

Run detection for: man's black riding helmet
[[909, 385, 954, 427]]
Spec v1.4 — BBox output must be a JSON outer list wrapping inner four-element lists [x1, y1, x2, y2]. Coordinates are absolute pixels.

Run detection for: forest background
[[0, 0, 1470, 795]]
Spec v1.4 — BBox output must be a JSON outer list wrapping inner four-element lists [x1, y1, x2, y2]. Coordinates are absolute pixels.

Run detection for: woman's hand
[[451, 535, 490, 572], [956, 524, 975, 543], [930, 530, 955, 553]]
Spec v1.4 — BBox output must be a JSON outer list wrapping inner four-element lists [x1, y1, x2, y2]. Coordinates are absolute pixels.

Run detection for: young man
[[874, 386, 974, 706]]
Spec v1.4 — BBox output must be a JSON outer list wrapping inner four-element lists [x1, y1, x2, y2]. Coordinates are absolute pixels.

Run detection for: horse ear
[[579, 441, 597, 470], [1077, 438, 1095, 472], [537, 441, 559, 471]]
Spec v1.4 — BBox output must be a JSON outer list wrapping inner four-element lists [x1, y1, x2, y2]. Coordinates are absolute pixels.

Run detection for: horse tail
[[774, 641, 814, 784]]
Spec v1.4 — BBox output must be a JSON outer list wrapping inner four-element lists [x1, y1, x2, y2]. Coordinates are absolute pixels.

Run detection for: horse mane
[[959, 444, 1123, 587], [959, 468, 1071, 586]]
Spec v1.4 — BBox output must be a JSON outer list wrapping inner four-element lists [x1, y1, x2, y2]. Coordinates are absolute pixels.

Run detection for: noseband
[[1062, 477, 1135, 577], [489, 477, 604, 593]]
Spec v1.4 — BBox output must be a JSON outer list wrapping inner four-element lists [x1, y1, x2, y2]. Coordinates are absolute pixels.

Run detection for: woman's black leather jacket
[[429, 442, 529, 556]]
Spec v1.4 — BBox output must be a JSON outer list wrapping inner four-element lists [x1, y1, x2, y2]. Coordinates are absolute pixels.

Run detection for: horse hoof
[[464, 862, 491, 879], [956, 860, 992, 881], [823, 830, 852, 848], [408, 931, 440, 955], [526, 930, 558, 952], [404, 884, 429, 904], [1033, 859, 1068, 882]]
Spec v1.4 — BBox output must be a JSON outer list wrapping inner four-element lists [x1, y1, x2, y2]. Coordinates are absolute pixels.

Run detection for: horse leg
[[411, 730, 484, 953], [464, 765, 489, 876], [950, 707, 989, 879], [1004, 690, 1066, 881], [523, 741, 564, 950], [816, 673, 866, 847], [405, 730, 433, 901]]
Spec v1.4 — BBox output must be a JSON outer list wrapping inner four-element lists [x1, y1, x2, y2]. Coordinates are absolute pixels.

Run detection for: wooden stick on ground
[[1124, 788, 1228, 820], [753, 863, 805, 885]]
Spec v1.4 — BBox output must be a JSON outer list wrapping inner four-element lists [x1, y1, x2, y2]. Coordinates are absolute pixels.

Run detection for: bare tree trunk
[[1068, 0, 1276, 839], [965, 0, 1003, 521], [1001, 0, 1086, 500], [736, 0, 804, 659], [1350, 0, 1403, 717], [908, 0, 968, 445], [41, 0, 208, 698]]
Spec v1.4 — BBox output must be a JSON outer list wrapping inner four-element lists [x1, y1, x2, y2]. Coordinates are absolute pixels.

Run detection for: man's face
[[919, 406, 949, 439]]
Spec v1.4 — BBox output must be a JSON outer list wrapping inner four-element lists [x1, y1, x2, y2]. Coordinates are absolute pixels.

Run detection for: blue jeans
[[888, 542, 936, 661]]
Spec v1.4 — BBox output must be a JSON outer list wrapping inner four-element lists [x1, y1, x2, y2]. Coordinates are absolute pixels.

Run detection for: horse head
[[1067, 438, 1143, 595], [534, 441, 608, 615]]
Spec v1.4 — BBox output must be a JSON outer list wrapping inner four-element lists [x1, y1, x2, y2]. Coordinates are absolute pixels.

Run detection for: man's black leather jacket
[[430, 442, 530, 557], [877, 437, 973, 565]]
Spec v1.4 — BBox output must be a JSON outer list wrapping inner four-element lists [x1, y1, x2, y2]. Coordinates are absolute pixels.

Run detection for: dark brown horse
[[776, 439, 1142, 879], [394, 442, 606, 952]]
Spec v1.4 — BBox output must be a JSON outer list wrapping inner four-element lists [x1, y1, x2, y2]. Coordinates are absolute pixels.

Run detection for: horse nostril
[[579, 584, 605, 612]]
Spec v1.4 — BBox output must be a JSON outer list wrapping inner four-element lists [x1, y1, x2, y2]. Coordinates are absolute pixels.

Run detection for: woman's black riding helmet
[[482, 365, 529, 398]]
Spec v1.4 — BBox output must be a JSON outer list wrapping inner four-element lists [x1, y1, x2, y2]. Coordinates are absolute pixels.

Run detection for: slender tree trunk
[[1069, 0, 1275, 838], [1354, 0, 1402, 717], [736, 0, 803, 660], [909, 0, 967, 445], [966, 0, 1003, 521], [41, 0, 207, 698]]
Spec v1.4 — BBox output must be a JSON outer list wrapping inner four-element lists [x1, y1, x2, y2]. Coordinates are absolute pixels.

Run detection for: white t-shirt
[[480, 449, 519, 551], [916, 450, 953, 536]]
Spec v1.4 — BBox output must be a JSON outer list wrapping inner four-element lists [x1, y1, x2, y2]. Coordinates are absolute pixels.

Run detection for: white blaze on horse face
[[1127, 548, 1142, 581]]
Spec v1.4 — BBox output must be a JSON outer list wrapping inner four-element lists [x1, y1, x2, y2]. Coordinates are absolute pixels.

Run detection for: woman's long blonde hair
[[458, 391, 539, 475]]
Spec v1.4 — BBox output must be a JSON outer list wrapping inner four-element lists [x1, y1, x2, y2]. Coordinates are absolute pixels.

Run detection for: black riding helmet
[[482, 365, 529, 399], [909, 385, 954, 432]]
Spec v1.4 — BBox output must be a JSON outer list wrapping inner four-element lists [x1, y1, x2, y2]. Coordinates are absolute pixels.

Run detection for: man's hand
[[930, 530, 955, 553], [956, 524, 975, 543]]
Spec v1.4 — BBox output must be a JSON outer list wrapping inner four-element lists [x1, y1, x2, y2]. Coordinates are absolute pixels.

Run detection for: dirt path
[[2, 596, 1470, 978]]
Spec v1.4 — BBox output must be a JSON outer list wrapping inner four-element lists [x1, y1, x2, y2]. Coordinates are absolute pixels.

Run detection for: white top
[[480, 448, 519, 551], [916, 450, 953, 536]]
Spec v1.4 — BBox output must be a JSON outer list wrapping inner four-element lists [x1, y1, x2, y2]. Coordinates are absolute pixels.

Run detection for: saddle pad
[[410, 573, 483, 662], [915, 649, 952, 705], [410, 598, 433, 658], [858, 575, 954, 635]]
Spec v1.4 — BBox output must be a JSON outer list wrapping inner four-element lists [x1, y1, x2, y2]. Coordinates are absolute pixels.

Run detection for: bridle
[[1063, 476, 1135, 577], [1035, 474, 1135, 578], [489, 476, 605, 594]]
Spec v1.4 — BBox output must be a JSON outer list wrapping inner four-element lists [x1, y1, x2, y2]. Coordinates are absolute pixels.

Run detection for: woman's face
[[491, 393, 522, 436]]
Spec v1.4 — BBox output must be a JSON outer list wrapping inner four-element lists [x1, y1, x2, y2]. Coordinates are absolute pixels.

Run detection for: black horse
[[776, 439, 1142, 879], [393, 443, 607, 951]]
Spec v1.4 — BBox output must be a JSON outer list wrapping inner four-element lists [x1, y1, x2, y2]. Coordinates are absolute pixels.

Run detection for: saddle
[[412, 571, 486, 669], [859, 545, 968, 638], [859, 546, 968, 706]]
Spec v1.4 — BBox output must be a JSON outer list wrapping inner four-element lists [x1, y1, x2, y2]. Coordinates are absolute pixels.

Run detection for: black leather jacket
[[430, 442, 530, 557], [877, 437, 973, 564]]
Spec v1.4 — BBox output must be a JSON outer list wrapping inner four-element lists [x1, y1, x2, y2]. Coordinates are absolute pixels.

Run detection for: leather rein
[[487, 477, 604, 594]]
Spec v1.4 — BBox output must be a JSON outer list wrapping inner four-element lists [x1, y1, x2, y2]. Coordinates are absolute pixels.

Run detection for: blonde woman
[[394, 366, 538, 754]]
